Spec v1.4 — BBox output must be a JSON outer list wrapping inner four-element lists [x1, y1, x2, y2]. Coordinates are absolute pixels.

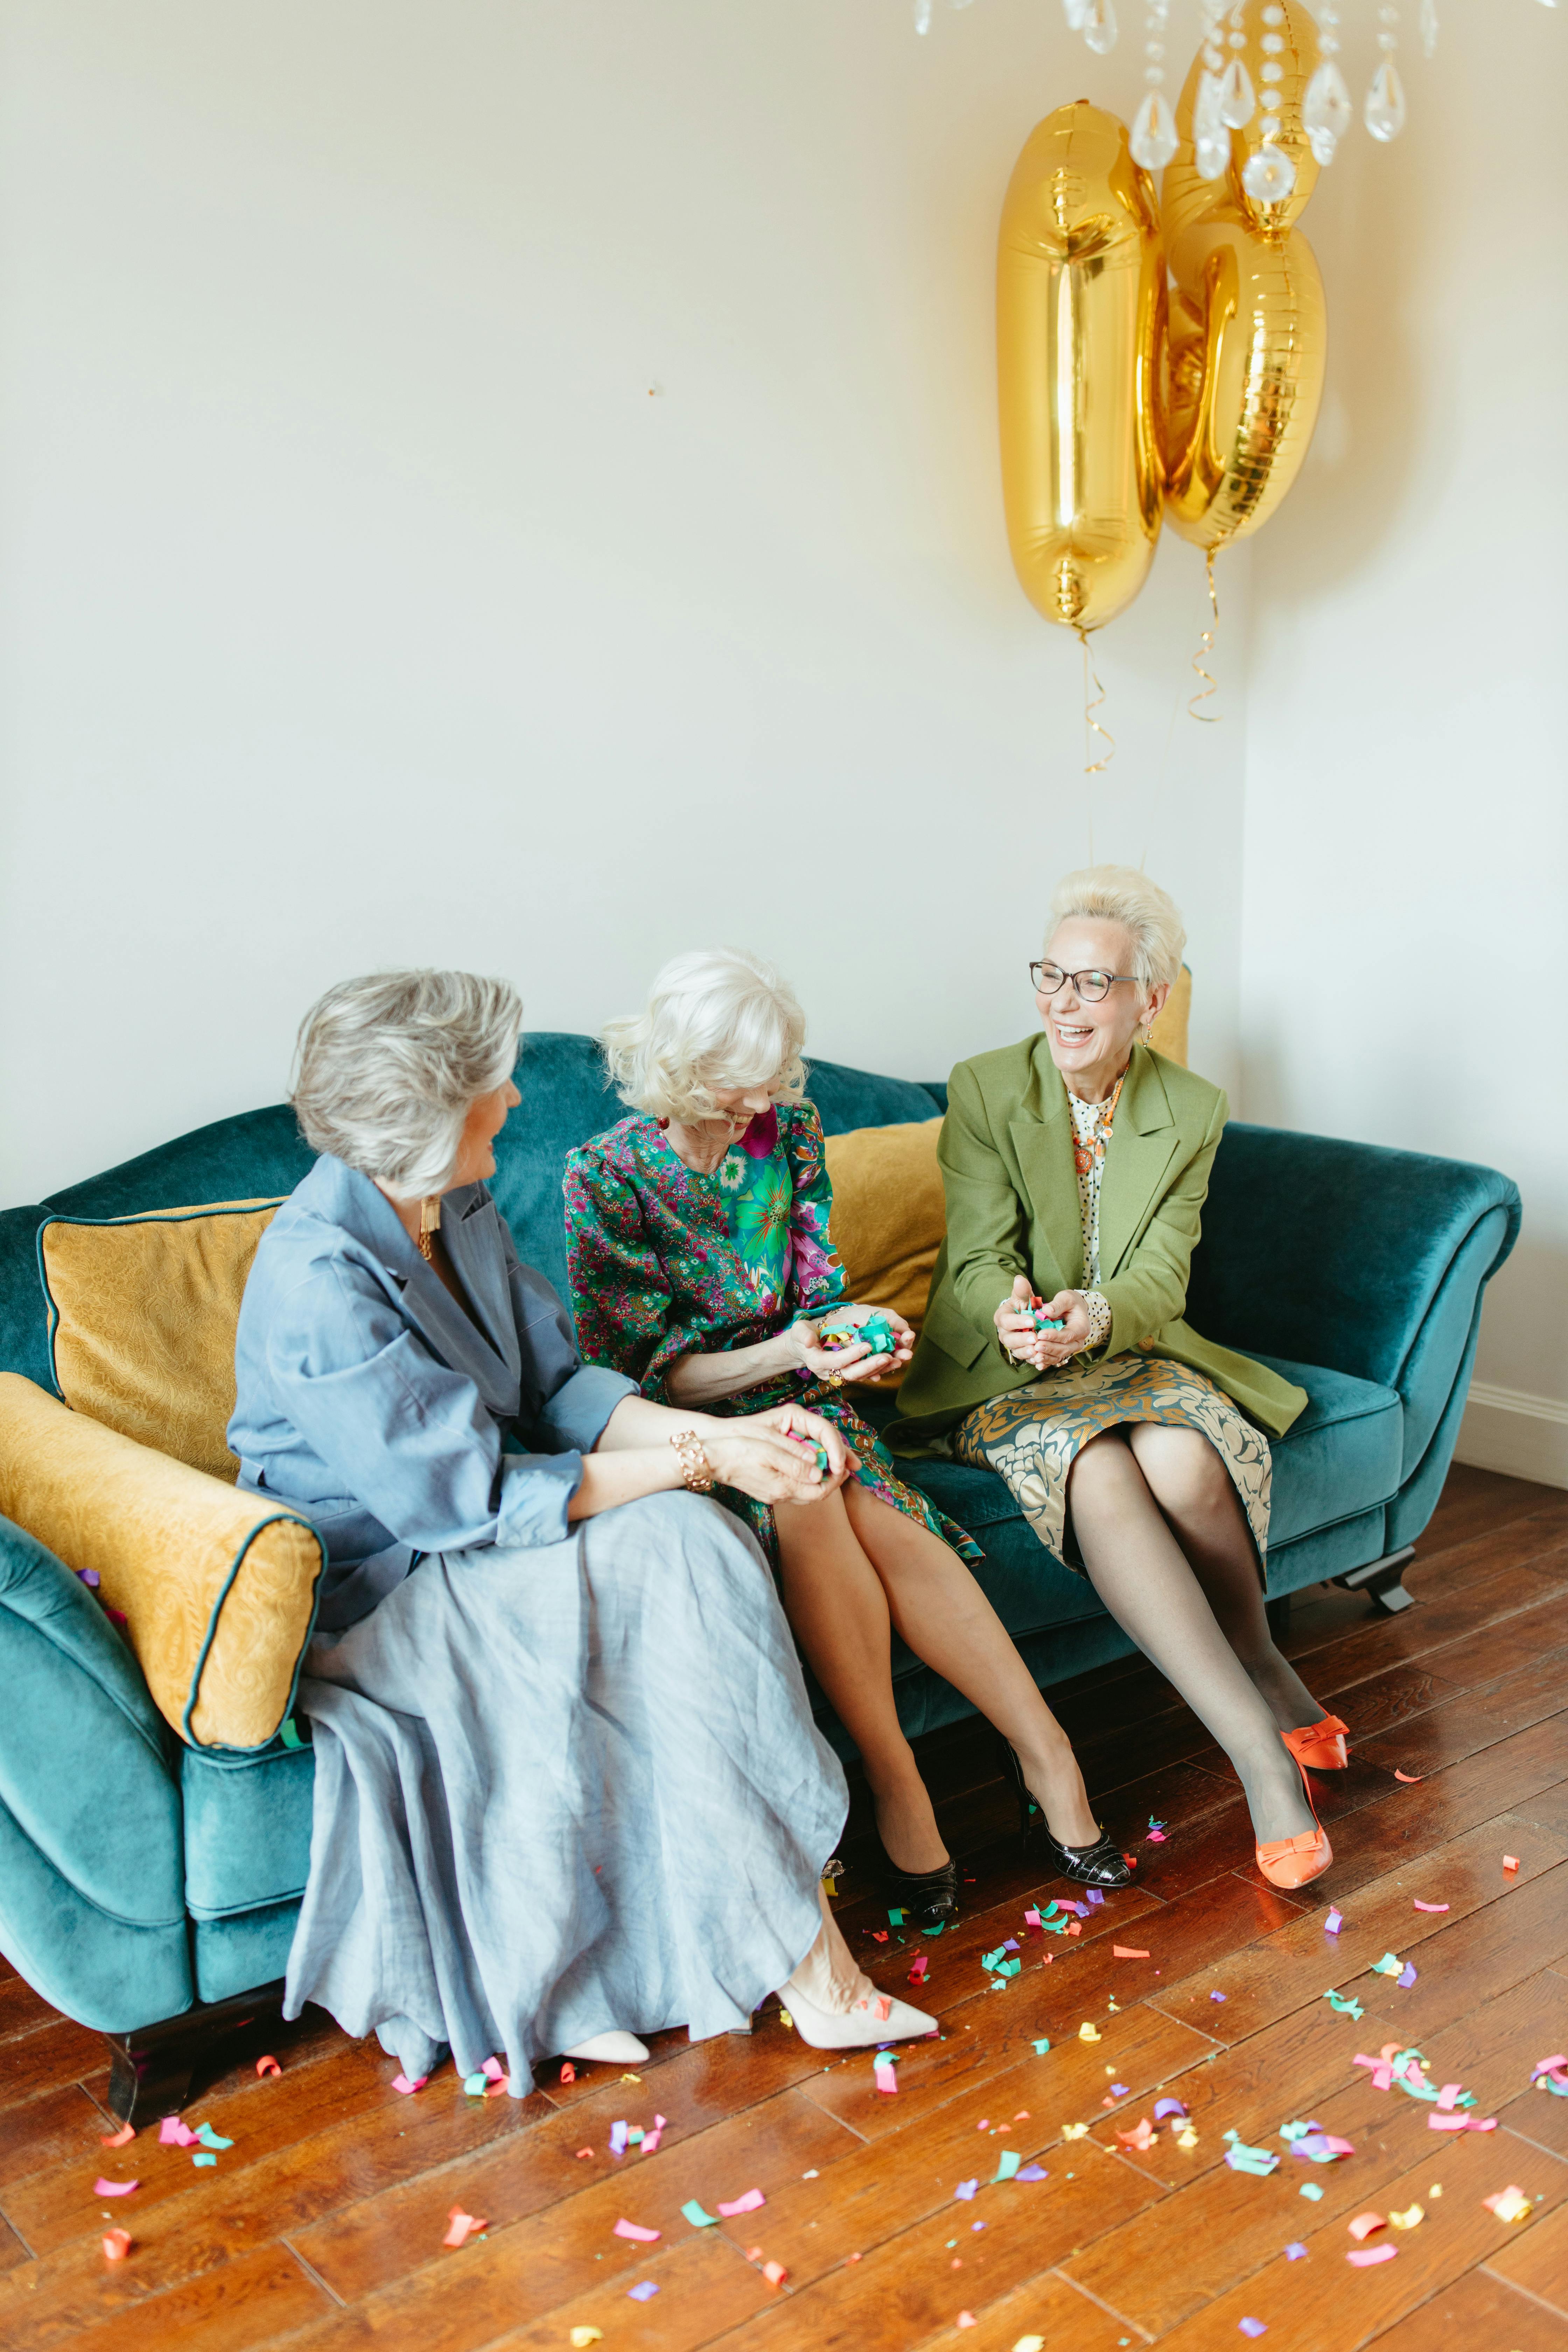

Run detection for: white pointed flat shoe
[[563, 2031, 650, 2064], [784, 1982, 937, 2050]]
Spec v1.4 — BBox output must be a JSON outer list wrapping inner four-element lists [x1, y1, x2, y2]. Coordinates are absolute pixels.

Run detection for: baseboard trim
[[1454, 1380, 1568, 1491]]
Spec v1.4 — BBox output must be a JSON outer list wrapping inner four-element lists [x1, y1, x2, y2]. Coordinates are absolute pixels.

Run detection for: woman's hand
[[789, 1306, 914, 1386], [995, 1276, 1091, 1371], [748, 1400, 860, 1480], [702, 1418, 853, 1507]]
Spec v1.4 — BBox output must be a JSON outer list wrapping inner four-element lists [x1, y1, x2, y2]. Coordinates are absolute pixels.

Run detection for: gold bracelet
[[669, 1428, 715, 1493]]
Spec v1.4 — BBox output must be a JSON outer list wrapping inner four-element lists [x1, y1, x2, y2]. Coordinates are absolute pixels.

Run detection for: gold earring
[[418, 1196, 441, 1262]]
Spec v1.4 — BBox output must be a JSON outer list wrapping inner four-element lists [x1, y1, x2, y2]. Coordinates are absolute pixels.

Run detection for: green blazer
[[889, 1035, 1306, 1452]]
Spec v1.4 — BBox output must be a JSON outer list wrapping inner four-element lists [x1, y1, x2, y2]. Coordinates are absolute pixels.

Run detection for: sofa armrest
[[1186, 1122, 1521, 1437], [0, 1374, 324, 1751], [0, 1512, 191, 2029]]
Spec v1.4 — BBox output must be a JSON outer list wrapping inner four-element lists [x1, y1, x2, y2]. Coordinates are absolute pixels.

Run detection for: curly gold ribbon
[[1188, 552, 1222, 723], [1077, 627, 1116, 775]]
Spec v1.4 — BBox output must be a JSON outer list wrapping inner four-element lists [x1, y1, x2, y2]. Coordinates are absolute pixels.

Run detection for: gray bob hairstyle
[[602, 948, 806, 1125], [1048, 865, 1186, 992], [292, 969, 523, 1201]]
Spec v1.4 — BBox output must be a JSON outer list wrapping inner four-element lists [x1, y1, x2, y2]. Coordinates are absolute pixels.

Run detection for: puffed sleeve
[[264, 1247, 590, 1552], [563, 1144, 679, 1388], [782, 1104, 848, 1318]]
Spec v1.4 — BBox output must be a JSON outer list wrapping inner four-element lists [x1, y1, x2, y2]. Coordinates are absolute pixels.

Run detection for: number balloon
[[996, 101, 1166, 634], [1161, 0, 1328, 551]]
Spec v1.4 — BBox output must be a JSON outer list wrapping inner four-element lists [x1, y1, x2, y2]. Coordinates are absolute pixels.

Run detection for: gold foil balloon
[[1161, 0, 1328, 551], [997, 101, 1166, 633]]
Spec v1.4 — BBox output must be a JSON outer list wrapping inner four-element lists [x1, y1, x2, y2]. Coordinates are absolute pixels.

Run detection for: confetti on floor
[[1503, 1855, 1520, 1872], [627, 2280, 659, 2301], [1323, 1908, 1343, 1934], [101, 2228, 131, 2262], [1112, 1946, 1150, 1960], [390, 2074, 427, 2095], [254, 2055, 282, 2079], [612, 2218, 660, 2242], [1347, 2245, 1398, 2267], [1394, 1770, 1422, 1784], [1482, 2185, 1533, 2222], [1413, 1899, 1449, 1913], [1347, 2213, 1386, 2241], [682, 2200, 719, 2227], [569, 2331, 603, 2350], [1239, 2323, 1267, 2340], [99, 2121, 135, 2147], [717, 2188, 765, 2217], [442, 2206, 487, 2247], [1284, 2242, 1308, 2260]]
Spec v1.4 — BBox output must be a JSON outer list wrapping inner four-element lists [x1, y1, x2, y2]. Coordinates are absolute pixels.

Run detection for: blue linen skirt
[[282, 1489, 847, 2093]]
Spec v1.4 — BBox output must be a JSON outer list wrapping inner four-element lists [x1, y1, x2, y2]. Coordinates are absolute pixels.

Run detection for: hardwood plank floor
[[0, 1460, 1564, 2350]]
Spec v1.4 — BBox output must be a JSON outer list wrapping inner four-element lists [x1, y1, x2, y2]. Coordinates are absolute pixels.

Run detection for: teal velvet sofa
[[0, 1033, 1521, 2119]]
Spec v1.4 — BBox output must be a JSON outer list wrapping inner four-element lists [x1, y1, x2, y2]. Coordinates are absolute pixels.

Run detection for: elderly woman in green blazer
[[893, 866, 1343, 1891]]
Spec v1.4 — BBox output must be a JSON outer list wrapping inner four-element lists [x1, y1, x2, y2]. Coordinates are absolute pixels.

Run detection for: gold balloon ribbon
[[1188, 553, 1222, 723], [1077, 628, 1116, 775]]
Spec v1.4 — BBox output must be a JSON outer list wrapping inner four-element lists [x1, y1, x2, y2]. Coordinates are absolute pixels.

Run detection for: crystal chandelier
[[912, 0, 1558, 159]]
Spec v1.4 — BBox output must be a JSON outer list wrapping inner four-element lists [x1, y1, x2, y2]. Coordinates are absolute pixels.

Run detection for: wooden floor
[[2, 1464, 1567, 2352]]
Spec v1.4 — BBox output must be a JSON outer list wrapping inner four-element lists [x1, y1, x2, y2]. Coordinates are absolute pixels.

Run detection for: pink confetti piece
[[482, 2056, 505, 2080], [390, 2074, 427, 2095], [93, 2178, 139, 2197], [1393, 1770, 1422, 1784], [1483, 2185, 1533, 2222], [1503, 1855, 1520, 1872], [908, 1955, 929, 1984], [1353, 2055, 1395, 2092], [717, 2188, 765, 2218], [1112, 1945, 1150, 1960], [640, 2115, 667, 2153], [1347, 2213, 1386, 2241], [1347, 2245, 1398, 2267], [1412, 1900, 1448, 1913], [956, 2314, 976, 2330], [158, 2118, 198, 2147], [761, 2260, 788, 2287], [1024, 1908, 1042, 1930], [102, 2228, 131, 2262], [1436, 2083, 1462, 2112], [99, 2121, 136, 2148], [613, 2218, 661, 2242], [1146, 1828, 1167, 1843], [1429, 2113, 1496, 2133], [255, 2056, 282, 2078], [575, 2148, 594, 2161], [442, 2206, 488, 2247], [1531, 2054, 1567, 2080]]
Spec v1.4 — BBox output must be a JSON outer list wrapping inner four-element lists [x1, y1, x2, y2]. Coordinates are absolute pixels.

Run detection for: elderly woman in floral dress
[[564, 949, 1131, 1919]]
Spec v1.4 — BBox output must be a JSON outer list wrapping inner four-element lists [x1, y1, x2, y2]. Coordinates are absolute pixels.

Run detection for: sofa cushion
[[39, 1199, 282, 1482], [824, 1119, 944, 1377], [0, 1375, 323, 1750]]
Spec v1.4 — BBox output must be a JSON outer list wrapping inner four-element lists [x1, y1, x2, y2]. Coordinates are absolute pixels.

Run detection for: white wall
[[0, 0, 1245, 1205], [1240, 2, 1568, 1480]]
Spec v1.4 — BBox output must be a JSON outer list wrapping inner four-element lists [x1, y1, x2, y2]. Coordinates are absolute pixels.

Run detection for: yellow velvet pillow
[[39, 1199, 282, 1483], [0, 1374, 322, 1749]]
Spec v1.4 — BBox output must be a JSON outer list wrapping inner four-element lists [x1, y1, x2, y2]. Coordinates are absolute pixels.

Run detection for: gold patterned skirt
[[953, 1351, 1271, 1577]]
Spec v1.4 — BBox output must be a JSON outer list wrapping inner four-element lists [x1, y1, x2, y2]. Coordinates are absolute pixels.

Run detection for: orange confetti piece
[[1347, 2212, 1386, 2240], [575, 2148, 594, 2161], [1503, 1855, 1520, 1872], [99, 2121, 135, 2148], [102, 2228, 131, 2262], [1393, 1770, 1422, 1784], [745, 2243, 764, 2261], [560, 2062, 576, 2084], [255, 2056, 281, 2078], [1116, 2118, 1157, 2151], [1112, 1946, 1150, 1960], [957, 2315, 977, 2331], [442, 2206, 488, 2248], [762, 2260, 788, 2287]]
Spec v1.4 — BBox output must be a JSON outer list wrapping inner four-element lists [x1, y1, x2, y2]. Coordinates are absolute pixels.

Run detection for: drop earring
[[418, 1196, 441, 1263]]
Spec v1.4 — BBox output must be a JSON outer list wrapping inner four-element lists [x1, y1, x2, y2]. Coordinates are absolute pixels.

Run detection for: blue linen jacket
[[229, 1154, 636, 1629]]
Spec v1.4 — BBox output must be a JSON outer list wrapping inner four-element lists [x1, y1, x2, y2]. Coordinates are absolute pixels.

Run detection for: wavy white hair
[[602, 949, 807, 1124], [292, 969, 523, 1200], [1048, 865, 1186, 991]]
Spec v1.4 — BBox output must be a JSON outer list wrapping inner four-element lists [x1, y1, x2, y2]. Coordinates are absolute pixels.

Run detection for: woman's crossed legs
[[774, 1482, 1101, 1871], [1067, 1422, 1324, 1844]]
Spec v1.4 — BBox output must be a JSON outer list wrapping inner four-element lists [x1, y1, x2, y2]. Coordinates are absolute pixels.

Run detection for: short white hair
[[1048, 866, 1186, 991], [292, 969, 523, 1200], [602, 949, 806, 1124]]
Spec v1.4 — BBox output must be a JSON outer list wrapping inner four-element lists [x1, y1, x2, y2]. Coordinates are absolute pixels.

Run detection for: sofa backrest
[[0, 1032, 945, 1392]]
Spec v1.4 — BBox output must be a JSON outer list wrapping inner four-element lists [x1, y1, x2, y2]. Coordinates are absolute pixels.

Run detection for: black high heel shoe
[[994, 1735, 1135, 1890], [876, 1840, 960, 1930]]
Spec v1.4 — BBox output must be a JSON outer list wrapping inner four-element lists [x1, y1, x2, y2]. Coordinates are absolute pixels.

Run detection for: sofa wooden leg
[[1332, 1546, 1417, 1616], [104, 1980, 286, 2129]]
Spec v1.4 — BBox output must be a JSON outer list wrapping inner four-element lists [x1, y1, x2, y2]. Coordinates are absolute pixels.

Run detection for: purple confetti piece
[[1398, 1961, 1418, 1989], [76, 1568, 101, 1589], [1086, 1888, 1106, 1906], [627, 2280, 659, 2302], [1002, 1938, 1020, 1953], [1016, 2163, 1048, 2182], [1284, 2242, 1308, 2260], [1239, 2323, 1267, 2341], [1110, 2084, 1129, 2097], [1154, 2099, 1188, 2121], [1324, 1907, 1343, 1934], [1211, 1990, 1227, 2003], [609, 2120, 629, 2156], [954, 2179, 979, 2201]]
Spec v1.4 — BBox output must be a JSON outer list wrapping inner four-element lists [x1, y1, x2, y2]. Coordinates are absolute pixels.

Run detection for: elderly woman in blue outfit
[[230, 969, 933, 2093]]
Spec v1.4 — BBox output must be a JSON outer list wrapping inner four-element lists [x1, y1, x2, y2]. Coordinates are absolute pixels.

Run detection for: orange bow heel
[[1256, 1751, 1333, 1891], [1281, 1714, 1350, 1772]]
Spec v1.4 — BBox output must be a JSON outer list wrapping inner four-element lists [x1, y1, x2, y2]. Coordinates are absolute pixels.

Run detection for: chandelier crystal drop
[[1218, 55, 1256, 126], [1366, 4, 1407, 138], [1082, 0, 1119, 55], [1241, 138, 1298, 198], [1303, 57, 1353, 160]]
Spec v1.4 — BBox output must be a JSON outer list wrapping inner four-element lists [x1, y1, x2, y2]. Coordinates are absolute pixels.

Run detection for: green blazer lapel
[[1097, 1045, 1180, 1279], [1008, 1058, 1082, 1292]]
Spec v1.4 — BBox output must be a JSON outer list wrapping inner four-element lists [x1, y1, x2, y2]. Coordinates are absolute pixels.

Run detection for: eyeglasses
[[1028, 961, 1138, 1003]]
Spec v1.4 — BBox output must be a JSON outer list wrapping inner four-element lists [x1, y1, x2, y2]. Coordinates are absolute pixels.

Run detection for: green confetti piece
[[993, 2149, 1022, 2182], [192, 2152, 217, 2168], [1032, 2039, 1051, 2055], [888, 1908, 905, 1926], [981, 1947, 1006, 1972], [279, 1716, 304, 1749], [681, 2200, 720, 2228], [1322, 1989, 1365, 2019], [194, 2124, 233, 2150], [921, 1923, 945, 1936], [462, 2071, 489, 2096], [1370, 1952, 1404, 1977], [1300, 2182, 1324, 2201]]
